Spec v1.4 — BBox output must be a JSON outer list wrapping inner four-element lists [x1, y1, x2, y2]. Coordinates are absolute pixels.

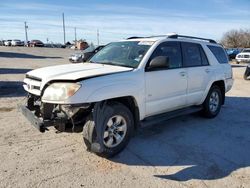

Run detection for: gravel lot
[[0, 46, 249, 188]]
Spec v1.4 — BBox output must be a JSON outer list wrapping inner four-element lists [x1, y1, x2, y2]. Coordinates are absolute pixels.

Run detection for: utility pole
[[97, 29, 99, 46], [74, 27, 77, 46], [62, 13, 66, 44], [24, 21, 28, 44]]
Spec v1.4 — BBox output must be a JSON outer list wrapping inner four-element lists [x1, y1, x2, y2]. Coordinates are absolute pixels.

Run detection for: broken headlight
[[42, 82, 81, 102]]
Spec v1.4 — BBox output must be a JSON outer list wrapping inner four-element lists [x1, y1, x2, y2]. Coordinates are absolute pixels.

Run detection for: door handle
[[179, 71, 186, 77]]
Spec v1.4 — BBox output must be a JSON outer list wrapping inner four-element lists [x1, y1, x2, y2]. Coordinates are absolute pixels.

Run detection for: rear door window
[[200, 46, 209, 66], [182, 42, 203, 67], [207, 45, 228, 64]]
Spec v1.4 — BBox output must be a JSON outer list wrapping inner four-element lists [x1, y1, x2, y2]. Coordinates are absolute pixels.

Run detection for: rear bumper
[[225, 78, 234, 92]]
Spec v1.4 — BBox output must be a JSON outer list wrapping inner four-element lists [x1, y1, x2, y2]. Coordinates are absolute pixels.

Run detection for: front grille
[[244, 55, 250, 58], [24, 74, 42, 95], [26, 74, 42, 82], [33, 86, 40, 90]]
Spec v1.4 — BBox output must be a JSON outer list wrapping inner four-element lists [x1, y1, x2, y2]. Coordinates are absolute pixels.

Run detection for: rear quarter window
[[207, 45, 228, 64]]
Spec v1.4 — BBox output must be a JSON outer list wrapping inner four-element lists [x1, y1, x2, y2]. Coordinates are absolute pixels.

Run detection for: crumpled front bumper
[[19, 105, 66, 132], [20, 105, 46, 132]]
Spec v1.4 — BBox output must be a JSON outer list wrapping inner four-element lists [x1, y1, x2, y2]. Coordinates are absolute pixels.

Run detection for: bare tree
[[221, 28, 250, 48]]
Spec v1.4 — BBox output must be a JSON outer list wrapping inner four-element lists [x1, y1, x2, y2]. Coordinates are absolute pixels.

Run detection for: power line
[[97, 29, 99, 46], [62, 13, 66, 44], [74, 27, 77, 45], [24, 21, 28, 43]]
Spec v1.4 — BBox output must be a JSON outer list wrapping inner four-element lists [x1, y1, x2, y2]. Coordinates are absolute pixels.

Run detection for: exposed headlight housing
[[42, 82, 81, 101]]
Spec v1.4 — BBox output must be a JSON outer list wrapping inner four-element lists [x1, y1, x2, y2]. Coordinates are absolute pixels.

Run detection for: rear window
[[242, 49, 250, 53], [207, 45, 228, 64]]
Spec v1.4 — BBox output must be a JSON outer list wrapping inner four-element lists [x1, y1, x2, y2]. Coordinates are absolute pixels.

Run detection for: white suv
[[236, 48, 250, 64], [21, 34, 233, 158]]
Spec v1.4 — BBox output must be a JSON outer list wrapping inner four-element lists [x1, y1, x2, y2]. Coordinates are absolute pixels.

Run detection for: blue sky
[[0, 0, 249, 44]]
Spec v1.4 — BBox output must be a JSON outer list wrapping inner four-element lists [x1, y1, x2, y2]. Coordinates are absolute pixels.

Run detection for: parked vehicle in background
[[69, 45, 105, 63], [0, 40, 4, 46], [29, 40, 44, 47], [226, 48, 241, 60], [236, 48, 250, 64], [64, 41, 73, 48], [244, 64, 250, 80], [11, 39, 24, 46], [45, 43, 64, 48], [68, 52, 84, 63], [4, 40, 12, 46], [21, 34, 233, 158]]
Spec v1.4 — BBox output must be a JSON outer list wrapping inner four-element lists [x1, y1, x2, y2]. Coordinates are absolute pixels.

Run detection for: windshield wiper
[[97, 61, 134, 68], [89, 60, 97, 64]]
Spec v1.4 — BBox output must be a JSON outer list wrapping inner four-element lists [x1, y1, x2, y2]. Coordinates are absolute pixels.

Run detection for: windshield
[[90, 41, 152, 68], [242, 49, 250, 53]]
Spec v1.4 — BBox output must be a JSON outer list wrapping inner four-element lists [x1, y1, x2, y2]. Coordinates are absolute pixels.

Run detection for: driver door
[[145, 41, 188, 117]]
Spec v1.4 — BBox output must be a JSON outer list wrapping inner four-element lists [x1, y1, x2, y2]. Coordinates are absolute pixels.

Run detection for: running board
[[141, 106, 203, 127]]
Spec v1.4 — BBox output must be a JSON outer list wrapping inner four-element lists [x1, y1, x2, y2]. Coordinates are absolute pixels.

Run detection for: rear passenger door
[[181, 42, 211, 105]]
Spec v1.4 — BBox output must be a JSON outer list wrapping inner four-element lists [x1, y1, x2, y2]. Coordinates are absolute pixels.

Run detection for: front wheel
[[202, 85, 222, 118], [83, 102, 134, 158]]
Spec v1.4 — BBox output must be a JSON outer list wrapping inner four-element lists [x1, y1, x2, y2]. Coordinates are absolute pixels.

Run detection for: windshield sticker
[[138, 41, 155, 45]]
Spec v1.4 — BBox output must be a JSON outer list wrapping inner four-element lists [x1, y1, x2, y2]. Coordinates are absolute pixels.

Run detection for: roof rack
[[168, 34, 217, 43], [127, 34, 217, 43], [126, 36, 145, 39]]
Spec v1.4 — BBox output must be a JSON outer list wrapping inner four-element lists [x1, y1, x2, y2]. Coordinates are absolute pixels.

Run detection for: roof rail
[[127, 34, 176, 40], [147, 33, 177, 38], [126, 36, 144, 39], [168, 34, 217, 43], [126, 34, 217, 43]]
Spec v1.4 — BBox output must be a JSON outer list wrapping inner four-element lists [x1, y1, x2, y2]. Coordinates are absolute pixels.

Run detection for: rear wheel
[[83, 102, 134, 158], [202, 85, 222, 118]]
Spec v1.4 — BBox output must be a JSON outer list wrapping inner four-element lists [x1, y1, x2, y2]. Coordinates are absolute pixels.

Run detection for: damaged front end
[[20, 94, 91, 132]]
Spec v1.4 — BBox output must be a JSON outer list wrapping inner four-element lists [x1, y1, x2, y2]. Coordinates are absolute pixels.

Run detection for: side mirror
[[147, 56, 169, 71]]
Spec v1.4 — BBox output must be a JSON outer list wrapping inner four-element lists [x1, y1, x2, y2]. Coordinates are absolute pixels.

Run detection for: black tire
[[83, 102, 134, 158], [202, 85, 222, 118]]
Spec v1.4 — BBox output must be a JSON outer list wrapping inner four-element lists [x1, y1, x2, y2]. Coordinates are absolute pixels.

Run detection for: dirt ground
[[0, 46, 249, 188]]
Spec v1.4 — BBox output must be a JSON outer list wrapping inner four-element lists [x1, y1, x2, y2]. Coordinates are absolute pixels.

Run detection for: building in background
[[76, 39, 89, 50]]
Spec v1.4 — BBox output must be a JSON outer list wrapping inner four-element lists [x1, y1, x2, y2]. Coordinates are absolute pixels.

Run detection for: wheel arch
[[106, 96, 140, 130], [201, 79, 226, 105], [210, 80, 226, 105]]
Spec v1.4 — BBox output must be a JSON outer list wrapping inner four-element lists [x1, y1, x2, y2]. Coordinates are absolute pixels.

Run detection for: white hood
[[27, 63, 132, 82], [24, 63, 133, 95], [239, 52, 250, 55]]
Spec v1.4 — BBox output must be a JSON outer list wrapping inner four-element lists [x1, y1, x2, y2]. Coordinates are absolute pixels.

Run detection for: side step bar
[[141, 106, 203, 127]]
